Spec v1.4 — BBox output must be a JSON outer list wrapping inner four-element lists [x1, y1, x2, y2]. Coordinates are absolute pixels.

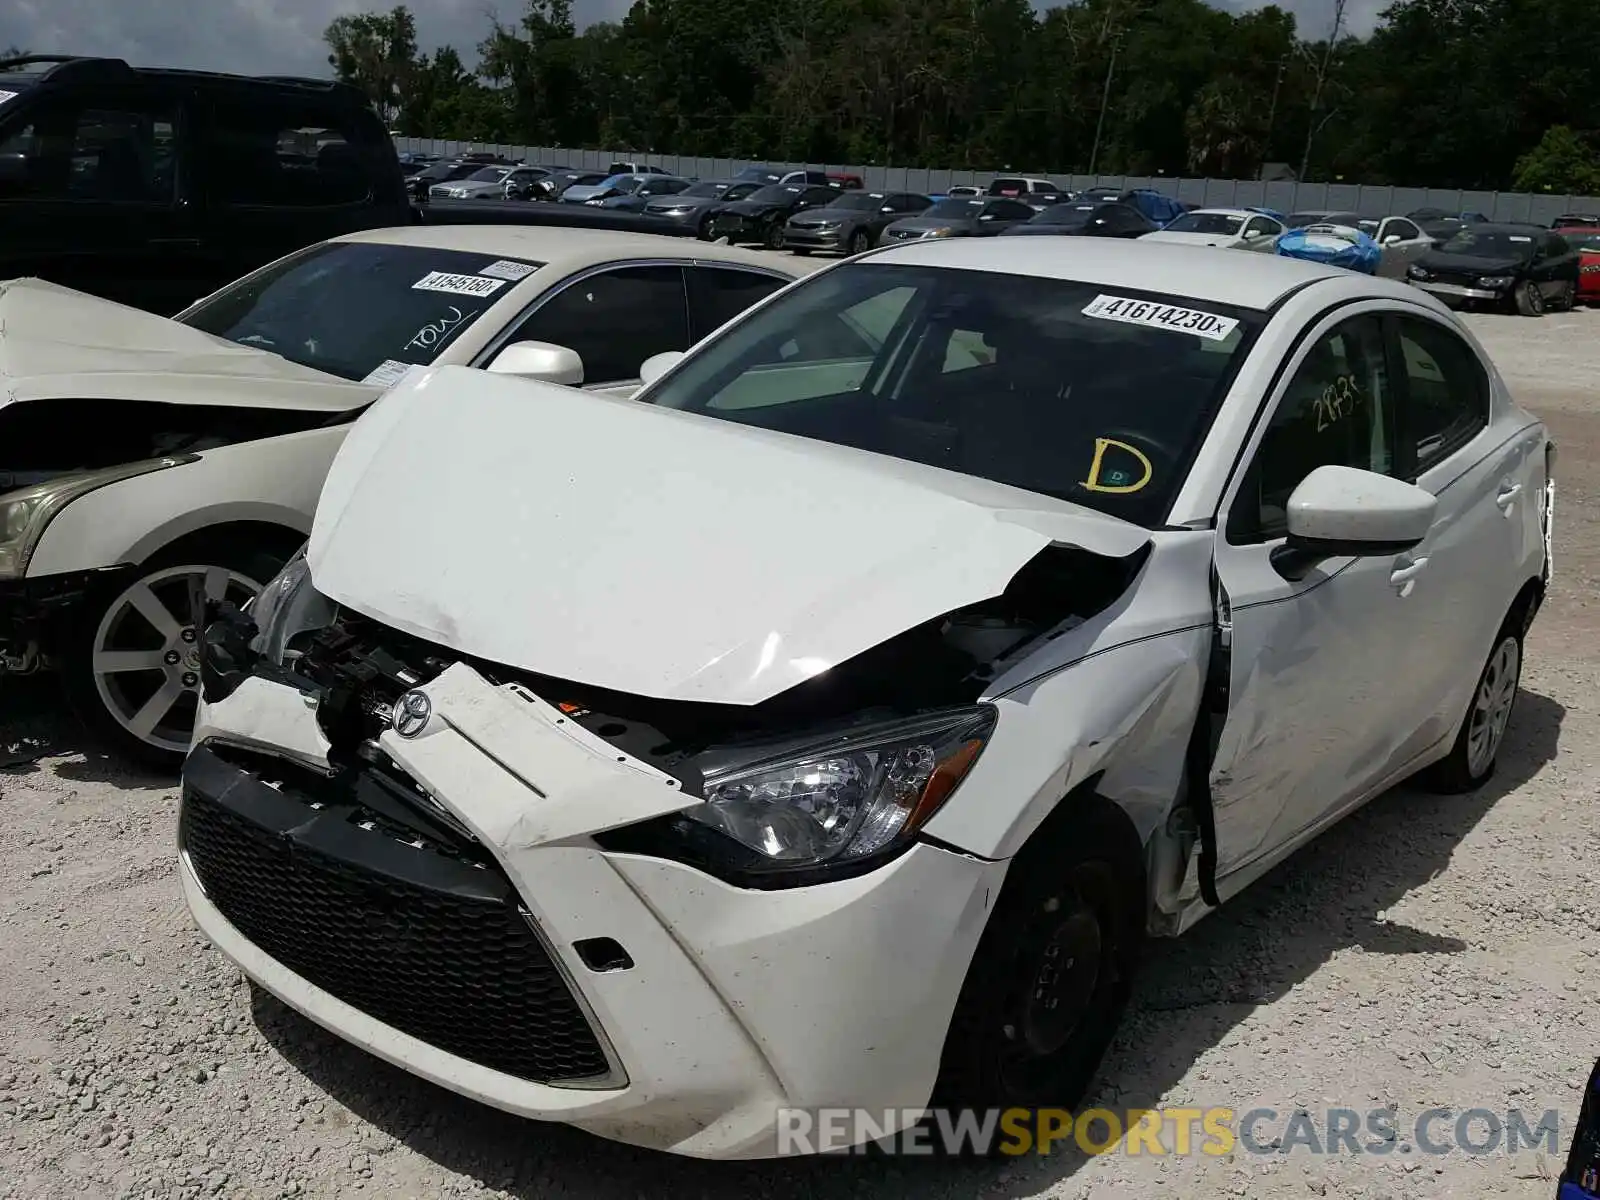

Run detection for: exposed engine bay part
[[0, 398, 350, 491], [238, 541, 1140, 770]]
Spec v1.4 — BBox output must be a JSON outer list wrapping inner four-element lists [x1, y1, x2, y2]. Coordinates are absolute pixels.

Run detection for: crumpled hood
[[309, 365, 1150, 706], [560, 185, 611, 203], [0, 277, 378, 413]]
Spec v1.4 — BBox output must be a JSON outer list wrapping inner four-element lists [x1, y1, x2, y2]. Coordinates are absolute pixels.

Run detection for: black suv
[[0, 55, 410, 314]]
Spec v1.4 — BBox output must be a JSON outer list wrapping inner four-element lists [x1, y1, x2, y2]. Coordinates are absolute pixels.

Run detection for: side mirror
[[1271, 465, 1436, 581], [638, 350, 685, 388], [1383, 234, 1403, 245], [485, 340, 584, 385]]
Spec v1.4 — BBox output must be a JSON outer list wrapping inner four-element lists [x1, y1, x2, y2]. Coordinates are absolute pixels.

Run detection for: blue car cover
[[1560, 1057, 1600, 1198], [1123, 189, 1187, 228], [1274, 223, 1383, 274]]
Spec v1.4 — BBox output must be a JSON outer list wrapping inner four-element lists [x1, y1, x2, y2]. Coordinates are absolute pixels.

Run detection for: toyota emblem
[[393, 690, 432, 738]]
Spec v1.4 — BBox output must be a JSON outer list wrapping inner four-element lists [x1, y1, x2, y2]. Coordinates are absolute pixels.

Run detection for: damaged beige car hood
[[0, 278, 378, 412]]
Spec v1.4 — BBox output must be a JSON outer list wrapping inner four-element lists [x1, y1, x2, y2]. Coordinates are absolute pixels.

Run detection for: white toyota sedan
[[0, 227, 812, 766], [180, 238, 1552, 1159]]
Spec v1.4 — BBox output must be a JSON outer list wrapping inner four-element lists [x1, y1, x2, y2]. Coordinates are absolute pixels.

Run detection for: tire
[[848, 228, 872, 255], [61, 537, 291, 771], [930, 800, 1144, 1127], [1514, 280, 1545, 317], [763, 220, 786, 251], [1554, 280, 1578, 312], [1417, 623, 1523, 794], [791, 247, 811, 257]]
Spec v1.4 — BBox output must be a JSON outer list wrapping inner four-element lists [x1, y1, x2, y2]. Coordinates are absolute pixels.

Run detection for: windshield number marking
[[1082, 294, 1239, 342], [479, 259, 537, 282], [363, 359, 416, 387], [406, 306, 470, 352], [413, 271, 507, 298], [0, 91, 17, 107]]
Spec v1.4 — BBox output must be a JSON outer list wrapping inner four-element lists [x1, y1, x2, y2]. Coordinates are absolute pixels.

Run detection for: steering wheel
[[1079, 428, 1179, 496]]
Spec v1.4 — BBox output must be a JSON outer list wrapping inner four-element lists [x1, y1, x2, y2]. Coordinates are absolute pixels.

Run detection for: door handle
[[1496, 482, 1523, 513], [1390, 555, 1430, 592]]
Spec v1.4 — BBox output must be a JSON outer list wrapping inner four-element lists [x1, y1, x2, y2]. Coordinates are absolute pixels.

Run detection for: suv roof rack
[[0, 55, 368, 99], [0, 53, 135, 82]]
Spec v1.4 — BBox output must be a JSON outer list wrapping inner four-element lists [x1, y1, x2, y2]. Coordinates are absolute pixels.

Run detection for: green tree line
[[325, 0, 1600, 192]]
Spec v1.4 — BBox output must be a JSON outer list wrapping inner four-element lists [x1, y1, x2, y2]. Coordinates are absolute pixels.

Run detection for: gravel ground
[[3, 307, 1599, 1199]]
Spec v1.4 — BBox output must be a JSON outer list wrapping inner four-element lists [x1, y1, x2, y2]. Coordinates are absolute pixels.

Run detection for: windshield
[[1286, 212, 1361, 229], [642, 263, 1261, 526], [987, 178, 1030, 196], [826, 192, 886, 211], [466, 166, 509, 183], [1438, 229, 1539, 259], [924, 198, 985, 218], [1032, 204, 1094, 226], [1164, 212, 1244, 235], [1562, 230, 1600, 251], [745, 184, 801, 205], [179, 242, 543, 383], [682, 181, 728, 198]]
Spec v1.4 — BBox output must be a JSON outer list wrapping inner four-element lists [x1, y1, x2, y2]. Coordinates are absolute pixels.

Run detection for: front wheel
[[848, 228, 872, 255], [931, 804, 1143, 1124], [764, 220, 786, 251], [1514, 280, 1546, 317], [61, 540, 288, 770]]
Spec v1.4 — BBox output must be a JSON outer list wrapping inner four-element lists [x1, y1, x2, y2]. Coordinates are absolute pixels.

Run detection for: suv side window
[[685, 266, 787, 341], [0, 96, 178, 203], [896, 193, 932, 212], [1392, 315, 1490, 474], [203, 102, 378, 208], [800, 186, 840, 208], [989, 199, 1036, 220], [508, 265, 690, 385], [1229, 315, 1396, 542]]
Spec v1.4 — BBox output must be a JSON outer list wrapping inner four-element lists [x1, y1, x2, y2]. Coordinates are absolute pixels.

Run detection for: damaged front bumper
[[180, 665, 1007, 1158], [0, 567, 131, 673]]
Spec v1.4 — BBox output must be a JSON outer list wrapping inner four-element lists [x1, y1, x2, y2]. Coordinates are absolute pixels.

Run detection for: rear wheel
[[1418, 624, 1523, 794], [1514, 280, 1546, 317], [62, 539, 290, 770]]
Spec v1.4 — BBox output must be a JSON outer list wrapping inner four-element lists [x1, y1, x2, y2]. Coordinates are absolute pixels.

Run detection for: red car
[[1564, 227, 1600, 303]]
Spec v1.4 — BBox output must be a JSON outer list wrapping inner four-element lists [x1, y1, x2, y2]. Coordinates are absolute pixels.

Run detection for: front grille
[[180, 748, 613, 1084]]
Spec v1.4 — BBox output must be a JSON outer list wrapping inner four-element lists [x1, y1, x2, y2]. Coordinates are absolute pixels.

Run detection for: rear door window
[[202, 101, 382, 208], [0, 95, 178, 203], [1391, 315, 1490, 474]]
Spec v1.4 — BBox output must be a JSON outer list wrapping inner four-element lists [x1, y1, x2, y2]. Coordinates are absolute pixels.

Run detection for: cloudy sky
[[3, 0, 1386, 79]]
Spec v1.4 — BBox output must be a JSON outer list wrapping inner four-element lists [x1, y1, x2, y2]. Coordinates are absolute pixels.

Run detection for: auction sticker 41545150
[[412, 272, 508, 298], [1082, 294, 1240, 342]]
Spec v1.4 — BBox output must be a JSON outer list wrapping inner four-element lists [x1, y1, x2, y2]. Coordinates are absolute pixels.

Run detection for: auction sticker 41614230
[[1082, 294, 1240, 342]]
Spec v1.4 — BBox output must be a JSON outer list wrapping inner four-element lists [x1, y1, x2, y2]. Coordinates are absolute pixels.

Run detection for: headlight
[[1406, 264, 1429, 280], [927, 227, 954, 238], [0, 456, 197, 579], [684, 706, 996, 869], [1477, 275, 1515, 289], [1580, 263, 1600, 274], [248, 549, 337, 665]]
